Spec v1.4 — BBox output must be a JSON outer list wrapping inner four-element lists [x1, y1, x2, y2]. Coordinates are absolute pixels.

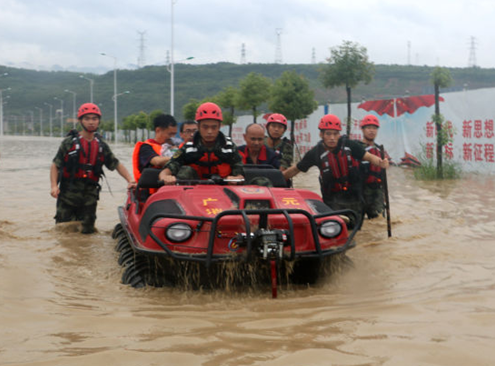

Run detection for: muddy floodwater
[[1, 135, 494, 366]]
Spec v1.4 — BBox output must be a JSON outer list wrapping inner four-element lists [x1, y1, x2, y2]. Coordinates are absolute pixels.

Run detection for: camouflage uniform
[[357, 141, 385, 219], [165, 131, 243, 179], [52, 133, 120, 233], [265, 136, 294, 169]]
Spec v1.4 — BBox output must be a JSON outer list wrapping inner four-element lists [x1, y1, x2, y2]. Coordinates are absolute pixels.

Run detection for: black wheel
[[115, 236, 130, 252], [118, 247, 136, 267], [112, 224, 124, 239], [290, 259, 322, 285], [122, 265, 146, 288]]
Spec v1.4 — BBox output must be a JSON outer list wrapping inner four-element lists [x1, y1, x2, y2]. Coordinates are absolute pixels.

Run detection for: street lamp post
[[11, 115, 17, 135], [0, 86, 11, 137], [167, 55, 193, 118], [79, 75, 94, 103], [44, 102, 53, 137], [65, 89, 77, 128], [101, 52, 118, 143], [170, 0, 175, 116], [54, 97, 64, 137], [112, 91, 130, 102], [34, 106, 43, 136], [112, 90, 130, 140], [26, 110, 34, 135]]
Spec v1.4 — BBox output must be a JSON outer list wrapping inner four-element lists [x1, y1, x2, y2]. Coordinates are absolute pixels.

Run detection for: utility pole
[[407, 40, 411, 65], [137, 30, 147, 68], [275, 28, 283, 64], [468, 36, 477, 68], [241, 43, 246, 65], [35, 106, 43, 136], [44, 102, 53, 137]]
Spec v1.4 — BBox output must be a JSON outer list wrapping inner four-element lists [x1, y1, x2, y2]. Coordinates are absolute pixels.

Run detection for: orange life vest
[[132, 139, 163, 182]]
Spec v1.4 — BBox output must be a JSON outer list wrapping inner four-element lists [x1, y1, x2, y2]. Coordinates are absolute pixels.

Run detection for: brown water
[[1, 136, 494, 366]]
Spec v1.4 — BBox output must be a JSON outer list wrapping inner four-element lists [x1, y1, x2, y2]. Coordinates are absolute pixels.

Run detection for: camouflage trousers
[[54, 179, 100, 234], [323, 191, 364, 229], [362, 184, 385, 219]]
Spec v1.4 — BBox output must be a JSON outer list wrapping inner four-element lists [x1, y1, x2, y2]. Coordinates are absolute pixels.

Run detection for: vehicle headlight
[[319, 220, 342, 238], [165, 223, 192, 242]]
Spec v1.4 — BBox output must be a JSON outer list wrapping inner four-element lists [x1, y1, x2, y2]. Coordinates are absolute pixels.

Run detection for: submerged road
[[1, 135, 494, 366]]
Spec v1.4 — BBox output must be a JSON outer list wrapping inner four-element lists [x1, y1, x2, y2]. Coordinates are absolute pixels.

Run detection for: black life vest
[[183, 133, 236, 179], [317, 139, 360, 195], [360, 144, 383, 185], [62, 131, 104, 182]]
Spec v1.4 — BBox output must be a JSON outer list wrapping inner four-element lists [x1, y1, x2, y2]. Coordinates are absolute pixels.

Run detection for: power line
[[311, 47, 316, 64]]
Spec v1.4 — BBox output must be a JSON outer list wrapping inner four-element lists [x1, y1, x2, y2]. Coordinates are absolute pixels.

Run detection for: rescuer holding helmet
[[159, 102, 244, 185], [264, 113, 293, 170], [50, 103, 136, 234], [283, 114, 389, 226], [358, 114, 386, 219]]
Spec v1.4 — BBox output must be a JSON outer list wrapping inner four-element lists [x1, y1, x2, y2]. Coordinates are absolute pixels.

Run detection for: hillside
[[1, 63, 495, 124]]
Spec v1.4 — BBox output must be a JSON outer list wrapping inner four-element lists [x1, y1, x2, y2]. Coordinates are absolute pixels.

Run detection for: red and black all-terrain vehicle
[[112, 166, 359, 297]]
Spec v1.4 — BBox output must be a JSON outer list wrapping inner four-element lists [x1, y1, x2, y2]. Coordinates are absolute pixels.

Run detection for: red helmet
[[78, 103, 101, 119], [266, 113, 288, 128], [195, 102, 223, 122], [318, 114, 342, 131], [360, 114, 380, 128]]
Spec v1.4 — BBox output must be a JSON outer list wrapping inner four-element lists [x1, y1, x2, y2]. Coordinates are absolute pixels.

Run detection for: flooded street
[[1, 135, 494, 366]]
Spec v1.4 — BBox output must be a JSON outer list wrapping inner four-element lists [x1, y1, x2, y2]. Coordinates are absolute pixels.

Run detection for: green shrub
[[413, 157, 462, 180]]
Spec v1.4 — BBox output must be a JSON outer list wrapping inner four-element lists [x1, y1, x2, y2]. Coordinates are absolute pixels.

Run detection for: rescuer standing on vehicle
[[264, 113, 294, 170], [159, 102, 244, 185], [50, 103, 136, 234], [131, 114, 178, 182], [282, 114, 389, 226], [238, 123, 280, 168], [357, 114, 386, 219]]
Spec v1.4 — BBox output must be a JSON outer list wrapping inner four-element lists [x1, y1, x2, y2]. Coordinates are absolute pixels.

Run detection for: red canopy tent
[[357, 94, 444, 166], [358, 95, 443, 117]]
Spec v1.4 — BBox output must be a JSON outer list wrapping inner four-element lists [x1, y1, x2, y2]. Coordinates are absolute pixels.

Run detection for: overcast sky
[[0, 0, 492, 74]]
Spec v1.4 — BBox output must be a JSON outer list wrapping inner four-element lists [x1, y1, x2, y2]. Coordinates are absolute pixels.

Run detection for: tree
[[430, 66, 453, 179], [269, 70, 318, 143], [99, 119, 114, 135], [182, 99, 202, 121], [319, 40, 374, 135], [148, 109, 164, 130], [237, 72, 272, 123], [122, 114, 137, 143], [215, 86, 239, 137]]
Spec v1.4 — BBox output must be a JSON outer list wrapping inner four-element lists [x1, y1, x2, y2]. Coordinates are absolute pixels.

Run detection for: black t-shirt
[[138, 144, 159, 171], [296, 137, 366, 173]]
